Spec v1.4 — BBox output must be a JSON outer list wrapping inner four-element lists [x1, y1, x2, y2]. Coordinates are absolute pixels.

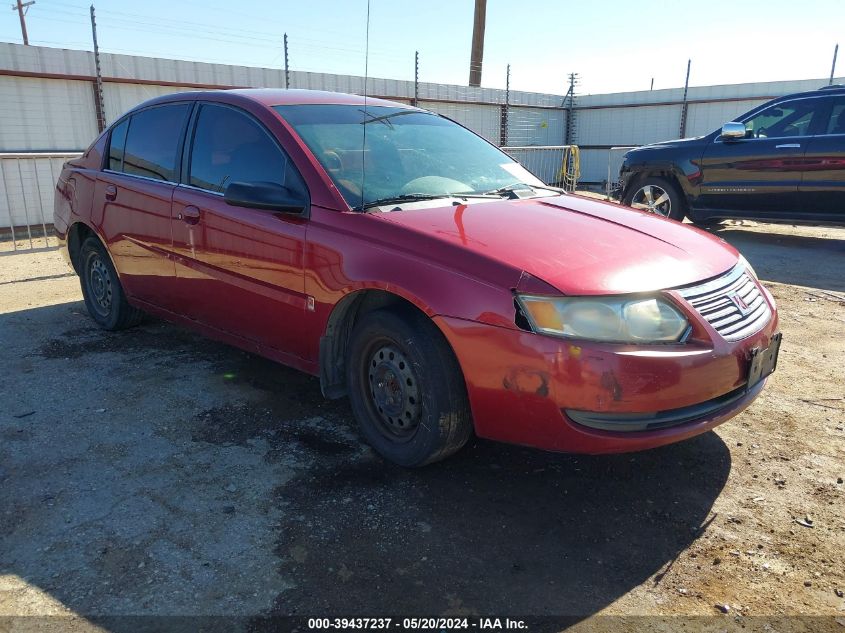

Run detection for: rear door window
[[823, 98, 845, 135], [122, 104, 191, 182], [188, 103, 304, 194]]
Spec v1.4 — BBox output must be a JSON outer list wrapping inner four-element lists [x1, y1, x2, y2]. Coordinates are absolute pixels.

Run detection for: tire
[[623, 176, 686, 221], [346, 307, 472, 467], [79, 236, 144, 331], [690, 217, 723, 229]]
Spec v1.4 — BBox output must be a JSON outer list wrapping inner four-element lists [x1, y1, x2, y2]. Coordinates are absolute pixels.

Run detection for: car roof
[[775, 85, 845, 101], [129, 88, 413, 113]]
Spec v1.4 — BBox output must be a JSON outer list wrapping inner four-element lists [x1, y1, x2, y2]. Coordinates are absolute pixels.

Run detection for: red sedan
[[54, 89, 781, 466]]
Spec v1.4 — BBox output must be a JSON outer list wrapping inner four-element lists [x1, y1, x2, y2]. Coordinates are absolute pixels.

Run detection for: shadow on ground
[[711, 225, 845, 292], [0, 301, 732, 629]]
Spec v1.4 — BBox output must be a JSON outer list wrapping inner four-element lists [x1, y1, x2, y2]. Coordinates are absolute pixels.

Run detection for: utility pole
[[283, 32, 290, 89], [90, 4, 106, 133], [468, 0, 486, 87], [830, 44, 839, 85], [12, 0, 35, 46]]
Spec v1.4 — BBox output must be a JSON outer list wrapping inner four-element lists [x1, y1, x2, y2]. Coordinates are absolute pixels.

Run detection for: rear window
[[121, 104, 190, 182]]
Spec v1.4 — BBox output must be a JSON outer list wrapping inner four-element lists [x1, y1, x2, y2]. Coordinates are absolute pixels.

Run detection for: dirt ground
[[0, 221, 844, 630]]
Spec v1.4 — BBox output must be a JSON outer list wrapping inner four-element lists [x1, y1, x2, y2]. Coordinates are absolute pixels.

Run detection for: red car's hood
[[374, 194, 738, 295]]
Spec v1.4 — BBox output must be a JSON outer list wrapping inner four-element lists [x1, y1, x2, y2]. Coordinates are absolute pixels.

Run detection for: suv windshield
[[274, 104, 547, 210]]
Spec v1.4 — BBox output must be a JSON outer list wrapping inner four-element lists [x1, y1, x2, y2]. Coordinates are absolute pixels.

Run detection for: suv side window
[[824, 98, 845, 135], [122, 104, 191, 182], [742, 99, 819, 139], [108, 118, 129, 171], [188, 103, 304, 194]]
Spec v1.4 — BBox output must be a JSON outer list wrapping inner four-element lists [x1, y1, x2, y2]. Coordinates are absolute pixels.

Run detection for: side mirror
[[720, 122, 747, 140], [223, 181, 307, 214]]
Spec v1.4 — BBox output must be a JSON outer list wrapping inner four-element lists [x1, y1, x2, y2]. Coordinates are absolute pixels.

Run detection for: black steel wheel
[[347, 307, 472, 467], [79, 235, 144, 330]]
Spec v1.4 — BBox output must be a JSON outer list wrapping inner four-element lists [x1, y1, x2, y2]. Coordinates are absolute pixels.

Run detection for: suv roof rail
[[818, 84, 845, 90]]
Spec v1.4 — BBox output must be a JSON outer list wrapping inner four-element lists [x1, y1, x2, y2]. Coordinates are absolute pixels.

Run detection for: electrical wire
[[560, 145, 581, 192]]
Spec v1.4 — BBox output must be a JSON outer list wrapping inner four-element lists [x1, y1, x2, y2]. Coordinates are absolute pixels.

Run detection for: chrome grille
[[678, 265, 771, 342]]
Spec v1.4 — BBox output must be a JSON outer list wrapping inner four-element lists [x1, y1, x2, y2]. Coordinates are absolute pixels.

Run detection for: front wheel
[[346, 307, 472, 467], [623, 177, 686, 221]]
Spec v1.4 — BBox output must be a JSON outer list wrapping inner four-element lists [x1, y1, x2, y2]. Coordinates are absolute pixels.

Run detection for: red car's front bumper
[[434, 300, 779, 455]]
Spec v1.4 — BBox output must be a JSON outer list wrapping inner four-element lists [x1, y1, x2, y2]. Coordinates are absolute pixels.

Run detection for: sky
[[1, 0, 842, 96]]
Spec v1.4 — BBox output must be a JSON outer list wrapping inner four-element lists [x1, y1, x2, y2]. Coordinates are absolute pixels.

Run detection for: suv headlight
[[516, 295, 689, 343]]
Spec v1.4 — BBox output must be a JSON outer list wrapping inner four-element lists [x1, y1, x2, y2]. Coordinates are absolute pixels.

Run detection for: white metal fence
[[605, 146, 639, 199], [502, 146, 579, 191], [0, 152, 80, 250]]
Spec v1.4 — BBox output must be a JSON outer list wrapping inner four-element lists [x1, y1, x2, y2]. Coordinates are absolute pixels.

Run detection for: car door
[[697, 96, 826, 217], [170, 102, 311, 361], [799, 96, 845, 219], [94, 103, 192, 310]]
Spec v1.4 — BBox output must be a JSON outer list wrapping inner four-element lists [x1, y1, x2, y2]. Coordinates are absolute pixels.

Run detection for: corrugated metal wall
[[0, 43, 565, 152], [0, 76, 98, 151]]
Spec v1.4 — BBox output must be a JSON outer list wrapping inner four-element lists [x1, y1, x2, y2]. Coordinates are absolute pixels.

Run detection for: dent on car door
[[799, 97, 845, 218], [698, 97, 823, 217], [94, 103, 191, 309], [170, 102, 311, 362]]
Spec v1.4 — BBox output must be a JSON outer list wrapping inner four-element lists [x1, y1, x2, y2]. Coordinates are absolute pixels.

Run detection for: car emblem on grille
[[729, 292, 749, 314]]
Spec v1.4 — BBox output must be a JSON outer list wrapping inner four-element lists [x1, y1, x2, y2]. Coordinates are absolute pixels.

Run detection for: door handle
[[775, 143, 801, 149], [178, 205, 201, 225], [104, 184, 117, 201]]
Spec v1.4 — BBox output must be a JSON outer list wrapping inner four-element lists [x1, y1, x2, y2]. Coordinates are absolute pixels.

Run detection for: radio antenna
[[360, 0, 371, 211]]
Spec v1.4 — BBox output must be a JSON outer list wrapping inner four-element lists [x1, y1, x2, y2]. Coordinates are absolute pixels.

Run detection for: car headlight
[[516, 295, 689, 343], [738, 254, 758, 279]]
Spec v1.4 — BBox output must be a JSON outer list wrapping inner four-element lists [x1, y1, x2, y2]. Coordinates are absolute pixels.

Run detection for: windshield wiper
[[355, 193, 452, 212], [483, 182, 565, 197], [359, 110, 420, 127], [355, 192, 500, 212]]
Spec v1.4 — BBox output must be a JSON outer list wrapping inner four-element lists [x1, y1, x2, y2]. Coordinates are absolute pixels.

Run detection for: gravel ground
[[0, 222, 843, 630]]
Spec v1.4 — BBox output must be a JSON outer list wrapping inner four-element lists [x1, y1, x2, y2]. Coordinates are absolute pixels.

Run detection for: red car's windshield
[[274, 104, 545, 210]]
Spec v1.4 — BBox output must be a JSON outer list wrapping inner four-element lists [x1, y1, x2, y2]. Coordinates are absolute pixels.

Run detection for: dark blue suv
[[619, 85, 845, 225]]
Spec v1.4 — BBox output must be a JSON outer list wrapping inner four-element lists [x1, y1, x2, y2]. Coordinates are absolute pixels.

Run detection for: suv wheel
[[79, 236, 144, 330], [346, 307, 472, 467], [623, 177, 686, 221]]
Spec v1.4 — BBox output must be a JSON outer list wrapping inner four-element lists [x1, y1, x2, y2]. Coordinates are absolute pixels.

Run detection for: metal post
[[283, 33, 290, 90], [564, 72, 577, 146], [679, 59, 691, 138], [1, 161, 18, 251], [650, 77, 654, 90], [412, 50, 419, 107], [16, 161, 33, 249], [500, 64, 510, 146], [830, 44, 839, 85], [90, 5, 106, 133], [32, 159, 48, 243]]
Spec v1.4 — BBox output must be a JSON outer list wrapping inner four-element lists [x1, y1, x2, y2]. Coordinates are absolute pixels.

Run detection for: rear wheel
[[623, 176, 686, 221], [346, 307, 472, 467], [79, 236, 143, 330]]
